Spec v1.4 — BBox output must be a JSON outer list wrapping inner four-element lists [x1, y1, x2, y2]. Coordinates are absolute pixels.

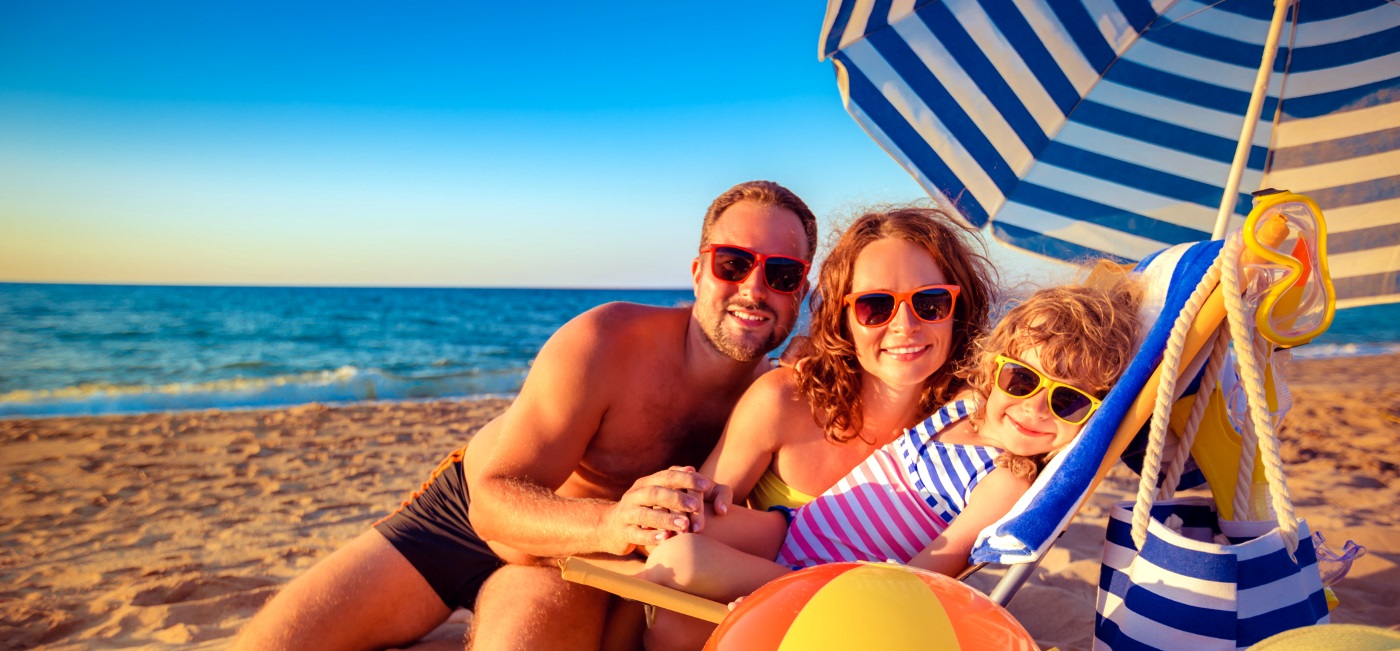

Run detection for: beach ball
[[703, 562, 1038, 651]]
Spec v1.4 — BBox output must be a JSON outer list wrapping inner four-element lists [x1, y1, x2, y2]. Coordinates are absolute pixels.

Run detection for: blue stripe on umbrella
[[1331, 223, 1400, 255], [823, 1, 860, 59], [1334, 273, 1400, 302], [1270, 126, 1400, 168], [1014, 183, 1209, 244], [981, 0, 1080, 115], [1047, 0, 1117, 72], [838, 51, 993, 225], [1289, 25, 1400, 70], [1039, 143, 1252, 214], [869, 28, 1020, 195], [992, 222, 1131, 263], [1281, 76, 1400, 118], [1306, 174, 1400, 208], [1072, 101, 1265, 167], [1114, 0, 1157, 33], [1106, 60, 1256, 115], [821, 0, 1400, 306], [1143, 23, 1267, 68], [865, 0, 897, 38], [1212, 1, 1277, 20], [1297, 0, 1392, 21], [914, 3, 1050, 154]]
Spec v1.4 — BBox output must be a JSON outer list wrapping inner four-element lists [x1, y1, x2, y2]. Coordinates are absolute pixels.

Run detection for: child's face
[[979, 345, 1090, 457]]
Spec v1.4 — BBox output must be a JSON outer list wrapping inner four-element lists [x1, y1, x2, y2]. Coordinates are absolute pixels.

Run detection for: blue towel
[[967, 240, 1224, 565]]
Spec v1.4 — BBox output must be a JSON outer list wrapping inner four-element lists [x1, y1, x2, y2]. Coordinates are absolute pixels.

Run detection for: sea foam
[[0, 366, 526, 419], [1291, 341, 1400, 360]]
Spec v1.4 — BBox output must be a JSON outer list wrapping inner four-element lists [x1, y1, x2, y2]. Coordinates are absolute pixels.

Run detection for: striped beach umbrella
[[703, 562, 1038, 650], [819, 0, 1399, 308]]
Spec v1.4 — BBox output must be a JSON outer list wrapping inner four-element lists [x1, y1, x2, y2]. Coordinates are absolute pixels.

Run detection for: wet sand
[[1, 356, 1396, 649]]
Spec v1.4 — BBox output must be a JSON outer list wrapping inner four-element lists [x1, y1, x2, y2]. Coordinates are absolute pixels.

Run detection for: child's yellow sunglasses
[[994, 355, 1103, 425]]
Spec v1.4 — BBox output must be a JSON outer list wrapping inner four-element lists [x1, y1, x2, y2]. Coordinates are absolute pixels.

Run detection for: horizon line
[[0, 280, 695, 292]]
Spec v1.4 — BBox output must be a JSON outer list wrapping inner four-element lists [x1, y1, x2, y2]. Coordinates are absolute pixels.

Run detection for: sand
[[2, 356, 1396, 650]]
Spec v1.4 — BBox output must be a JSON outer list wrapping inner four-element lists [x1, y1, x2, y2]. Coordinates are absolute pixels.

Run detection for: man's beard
[[701, 298, 790, 363]]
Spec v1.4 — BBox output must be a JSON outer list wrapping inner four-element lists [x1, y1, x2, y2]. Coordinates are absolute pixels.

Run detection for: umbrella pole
[[1211, 0, 1295, 240]]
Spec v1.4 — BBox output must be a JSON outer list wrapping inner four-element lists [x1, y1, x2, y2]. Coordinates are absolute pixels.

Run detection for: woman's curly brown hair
[[963, 266, 1144, 481], [795, 205, 997, 443]]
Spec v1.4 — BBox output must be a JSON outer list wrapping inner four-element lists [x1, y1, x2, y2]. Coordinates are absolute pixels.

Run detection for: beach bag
[[1096, 497, 1328, 649], [1094, 231, 1329, 650]]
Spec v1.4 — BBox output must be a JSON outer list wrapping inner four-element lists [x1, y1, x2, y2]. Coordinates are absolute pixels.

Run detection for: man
[[233, 180, 818, 650]]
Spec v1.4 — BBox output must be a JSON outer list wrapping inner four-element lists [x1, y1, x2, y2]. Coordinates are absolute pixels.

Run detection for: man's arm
[[469, 305, 710, 557]]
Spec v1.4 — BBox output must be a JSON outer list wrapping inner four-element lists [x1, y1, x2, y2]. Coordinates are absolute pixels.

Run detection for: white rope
[[1221, 233, 1301, 558], [1233, 389, 1261, 520], [1158, 327, 1230, 501], [1232, 329, 1275, 518], [1130, 246, 1226, 549]]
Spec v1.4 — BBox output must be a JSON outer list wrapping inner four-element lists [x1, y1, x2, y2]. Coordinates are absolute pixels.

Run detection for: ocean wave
[[1291, 341, 1400, 360], [214, 360, 273, 371], [0, 366, 527, 419]]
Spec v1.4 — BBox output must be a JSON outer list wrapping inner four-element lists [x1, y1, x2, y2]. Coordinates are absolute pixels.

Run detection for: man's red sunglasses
[[700, 244, 809, 294]]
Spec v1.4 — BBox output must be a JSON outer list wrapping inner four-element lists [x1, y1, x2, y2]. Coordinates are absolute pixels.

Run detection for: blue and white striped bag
[[1092, 224, 1334, 649], [1095, 497, 1329, 649]]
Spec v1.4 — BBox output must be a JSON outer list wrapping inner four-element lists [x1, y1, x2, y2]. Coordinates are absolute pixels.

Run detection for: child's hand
[[726, 596, 748, 611]]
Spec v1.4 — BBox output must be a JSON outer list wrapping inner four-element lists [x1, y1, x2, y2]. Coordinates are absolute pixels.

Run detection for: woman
[[646, 205, 996, 650], [703, 205, 996, 513]]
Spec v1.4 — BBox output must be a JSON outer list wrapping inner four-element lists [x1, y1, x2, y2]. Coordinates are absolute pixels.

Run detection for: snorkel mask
[[1239, 190, 1337, 347]]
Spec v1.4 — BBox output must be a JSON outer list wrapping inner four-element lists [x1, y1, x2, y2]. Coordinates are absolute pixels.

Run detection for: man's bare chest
[[577, 390, 736, 491]]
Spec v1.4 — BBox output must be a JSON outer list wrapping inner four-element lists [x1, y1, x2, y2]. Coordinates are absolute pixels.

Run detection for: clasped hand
[[603, 466, 733, 555]]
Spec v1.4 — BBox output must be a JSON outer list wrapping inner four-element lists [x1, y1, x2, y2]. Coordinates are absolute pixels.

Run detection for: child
[[639, 277, 1142, 646]]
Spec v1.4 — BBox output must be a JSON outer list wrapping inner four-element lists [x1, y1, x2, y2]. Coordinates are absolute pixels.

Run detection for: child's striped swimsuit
[[776, 399, 1002, 568]]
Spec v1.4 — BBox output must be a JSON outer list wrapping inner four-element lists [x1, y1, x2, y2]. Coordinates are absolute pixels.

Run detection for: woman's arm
[[907, 469, 1032, 576], [699, 369, 800, 507]]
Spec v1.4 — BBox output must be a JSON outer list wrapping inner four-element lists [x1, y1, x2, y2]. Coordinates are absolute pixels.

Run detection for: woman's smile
[[882, 343, 931, 361]]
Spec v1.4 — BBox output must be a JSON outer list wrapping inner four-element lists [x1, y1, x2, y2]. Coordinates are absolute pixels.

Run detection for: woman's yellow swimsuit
[[747, 468, 817, 511]]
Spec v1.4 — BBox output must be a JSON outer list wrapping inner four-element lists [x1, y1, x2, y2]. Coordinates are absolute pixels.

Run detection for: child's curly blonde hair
[[960, 264, 1144, 482]]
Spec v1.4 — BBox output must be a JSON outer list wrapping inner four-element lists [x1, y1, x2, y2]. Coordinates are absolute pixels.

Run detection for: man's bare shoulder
[[538, 302, 689, 364], [563, 302, 688, 342]]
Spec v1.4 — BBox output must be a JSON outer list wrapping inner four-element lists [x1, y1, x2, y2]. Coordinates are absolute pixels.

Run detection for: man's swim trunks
[[373, 446, 504, 610]]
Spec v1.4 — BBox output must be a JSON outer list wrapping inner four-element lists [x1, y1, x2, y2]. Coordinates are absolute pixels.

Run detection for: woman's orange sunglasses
[[843, 285, 960, 327]]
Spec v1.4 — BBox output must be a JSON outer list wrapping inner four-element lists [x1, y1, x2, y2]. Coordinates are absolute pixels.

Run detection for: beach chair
[[563, 192, 1336, 636], [963, 236, 1243, 604], [966, 191, 1337, 615]]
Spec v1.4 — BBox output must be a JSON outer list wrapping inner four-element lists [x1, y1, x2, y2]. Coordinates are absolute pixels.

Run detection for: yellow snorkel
[[1183, 190, 1338, 522], [1241, 191, 1337, 348]]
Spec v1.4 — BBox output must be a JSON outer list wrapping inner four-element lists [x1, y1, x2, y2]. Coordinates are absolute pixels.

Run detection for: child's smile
[[980, 346, 1088, 457]]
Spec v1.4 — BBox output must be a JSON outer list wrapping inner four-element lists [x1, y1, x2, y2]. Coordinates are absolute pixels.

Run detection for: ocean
[[1, 283, 1396, 418]]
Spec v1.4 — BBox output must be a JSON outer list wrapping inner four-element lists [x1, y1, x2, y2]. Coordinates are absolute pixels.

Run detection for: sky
[[0, 1, 1070, 289]]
